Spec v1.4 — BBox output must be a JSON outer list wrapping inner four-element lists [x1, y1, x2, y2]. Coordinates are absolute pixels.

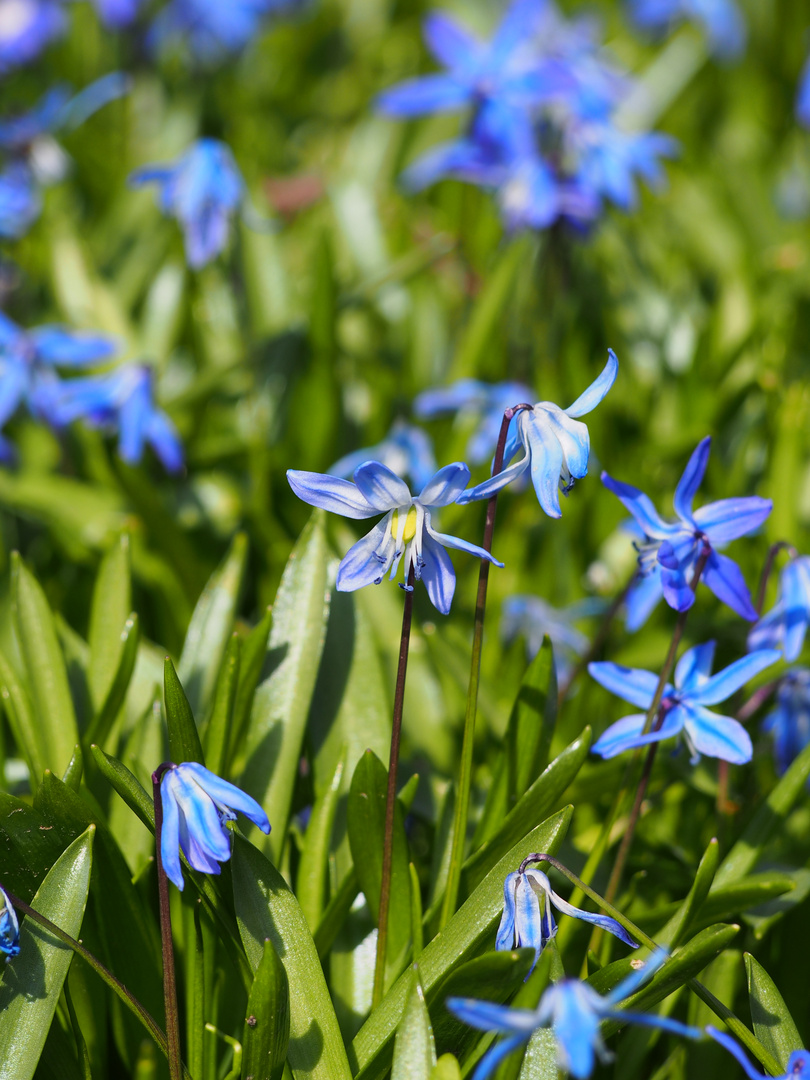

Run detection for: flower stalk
[[153, 763, 184, 1080]]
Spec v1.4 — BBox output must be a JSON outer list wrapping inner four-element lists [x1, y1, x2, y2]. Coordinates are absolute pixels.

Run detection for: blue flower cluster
[[377, 0, 677, 230]]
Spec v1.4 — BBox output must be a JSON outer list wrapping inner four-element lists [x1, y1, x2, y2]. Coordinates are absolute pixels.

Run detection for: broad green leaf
[[88, 532, 132, 713], [313, 866, 360, 960], [164, 657, 205, 766], [11, 553, 79, 777], [517, 1031, 558, 1080], [231, 835, 353, 1080], [0, 791, 66, 903], [657, 837, 719, 946], [229, 606, 272, 771], [0, 827, 94, 1080], [0, 647, 44, 783], [351, 807, 572, 1080], [745, 954, 803, 1069], [178, 532, 248, 719], [392, 970, 436, 1080], [298, 750, 345, 931], [714, 738, 810, 887], [242, 938, 290, 1080], [241, 511, 330, 858], [86, 613, 140, 747], [203, 633, 240, 776]]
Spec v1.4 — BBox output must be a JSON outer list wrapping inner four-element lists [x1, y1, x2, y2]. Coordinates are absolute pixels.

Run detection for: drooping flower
[[129, 139, 244, 270], [603, 437, 772, 622], [414, 377, 535, 466], [748, 556, 810, 662], [0, 884, 20, 960], [448, 951, 700, 1079], [760, 669, 810, 779], [501, 595, 604, 684], [627, 0, 746, 60], [590, 640, 780, 764], [159, 762, 270, 891], [287, 460, 502, 614], [496, 866, 637, 974], [0, 0, 65, 72], [458, 350, 618, 517], [54, 365, 184, 473], [0, 164, 40, 239], [706, 1027, 810, 1079], [329, 420, 436, 491]]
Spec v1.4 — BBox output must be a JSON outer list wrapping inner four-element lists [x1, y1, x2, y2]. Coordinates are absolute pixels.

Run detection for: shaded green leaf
[[745, 953, 804, 1070], [164, 657, 205, 766], [243, 938, 290, 1080], [88, 532, 132, 714]]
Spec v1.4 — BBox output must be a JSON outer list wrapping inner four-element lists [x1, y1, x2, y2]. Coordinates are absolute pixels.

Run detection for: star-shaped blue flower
[[458, 350, 618, 517], [448, 951, 700, 1079], [129, 139, 244, 269], [287, 460, 503, 614], [707, 1027, 810, 1079], [160, 762, 270, 891], [0, 884, 20, 960], [627, 0, 746, 59], [604, 436, 772, 622], [496, 866, 638, 975], [748, 556, 810, 662], [590, 641, 780, 764], [329, 420, 436, 491], [760, 668, 810, 780]]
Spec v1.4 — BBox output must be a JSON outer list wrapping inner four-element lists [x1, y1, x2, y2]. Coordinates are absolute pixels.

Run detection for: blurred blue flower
[[798, 57, 810, 128], [497, 866, 637, 974], [92, 0, 142, 28], [590, 640, 780, 764], [0, 75, 130, 155], [627, 0, 746, 59], [0, 0, 65, 71], [0, 164, 40, 239], [571, 121, 677, 212], [603, 437, 772, 621], [150, 0, 293, 63], [55, 365, 184, 473], [414, 377, 535, 465], [748, 556, 810, 662], [761, 669, 810, 779], [287, 460, 503, 614], [448, 951, 700, 1079], [501, 594, 604, 684], [159, 762, 270, 890], [0, 884, 20, 960], [129, 139, 244, 270], [707, 1027, 810, 1080], [458, 349, 618, 517], [329, 420, 436, 491]]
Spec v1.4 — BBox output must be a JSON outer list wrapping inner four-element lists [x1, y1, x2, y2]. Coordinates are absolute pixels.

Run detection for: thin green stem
[[372, 562, 415, 1008], [153, 765, 184, 1080], [519, 854, 781, 1076], [439, 403, 533, 930]]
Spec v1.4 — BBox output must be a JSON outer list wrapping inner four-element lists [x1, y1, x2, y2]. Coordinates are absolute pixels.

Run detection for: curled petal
[[540, 407, 590, 480], [564, 349, 619, 419], [660, 566, 696, 613], [456, 452, 529, 503], [496, 871, 519, 951], [425, 519, 504, 567]]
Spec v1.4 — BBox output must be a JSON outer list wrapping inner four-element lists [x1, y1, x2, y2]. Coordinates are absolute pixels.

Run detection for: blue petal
[[686, 649, 781, 707], [591, 710, 684, 759], [625, 568, 664, 632], [660, 565, 696, 613], [181, 763, 270, 833], [780, 558, 810, 662], [446, 997, 539, 1035], [287, 470, 377, 519], [673, 641, 717, 694], [376, 75, 470, 117], [658, 533, 699, 571], [604, 949, 668, 1005], [526, 416, 564, 518], [798, 57, 810, 129], [146, 409, 184, 473], [336, 519, 394, 591], [542, 983, 600, 1079], [673, 437, 711, 526], [456, 453, 529, 504], [422, 12, 482, 71], [60, 71, 131, 130], [693, 496, 773, 544], [420, 531, 456, 615], [514, 873, 544, 963], [425, 519, 504, 567], [418, 462, 470, 506], [0, 361, 28, 428], [541, 407, 590, 480], [472, 1035, 530, 1080], [682, 705, 753, 764], [413, 379, 485, 417], [30, 326, 117, 367], [490, 0, 545, 67], [545, 884, 638, 949], [160, 771, 185, 890], [706, 1027, 769, 1080], [353, 460, 411, 511], [496, 872, 518, 951], [601, 473, 677, 540], [564, 349, 619, 418], [747, 604, 786, 656], [607, 1009, 701, 1040], [703, 549, 758, 621], [175, 770, 232, 864], [588, 661, 661, 709]]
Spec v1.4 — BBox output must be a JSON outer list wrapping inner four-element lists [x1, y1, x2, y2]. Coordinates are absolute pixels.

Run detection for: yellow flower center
[[390, 506, 418, 544]]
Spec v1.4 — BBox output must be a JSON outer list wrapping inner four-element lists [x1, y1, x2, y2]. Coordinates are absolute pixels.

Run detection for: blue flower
[[329, 420, 437, 491], [0, 884, 20, 960], [798, 57, 810, 129], [748, 556, 810, 662], [149, 0, 293, 64], [414, 377, 535, 465], [570, 121, 677, 212], [287, 460, 503, 614], [458, 350, 618, 517], [0, 163, 40, 239], [603, 437, 772, 622], [91, 0, 142, 28], [760, 669, 810, 779], [707, 1027, 810, 1079], [54, 365, 184, 473], [501, 595, 604, 684], [448, 951, 700, 1079], [627, 0, 746, 59], [0, 75, 130, 155], [129, 139, 244, 270], [590, 641, 780, 764], [0, 0, 65, 72], [496, 867, 638, 974], [159, 762, 270, 891]]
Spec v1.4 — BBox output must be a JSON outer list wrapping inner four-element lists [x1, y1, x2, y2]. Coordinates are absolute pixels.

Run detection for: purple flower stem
[[755, 540, 798, 615], [557, 573, 636, 705], [372, 562, 415, 1009], [439, 404, 534, 931], [153, 763, 184, 1080]]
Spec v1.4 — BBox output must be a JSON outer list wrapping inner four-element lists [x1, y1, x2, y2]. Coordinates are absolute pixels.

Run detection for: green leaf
[[298, 749, 345, 931], [351, 807, 572, 1080], [0, 791, 66, 903], [410, 863, 424, 961], [516, 1031, 558, 1080], [89, 744, 155, 832], [203, 633, 240, 776], [657, 837, 719, 947], [11, 552, 79, 777], [0, 827, 94, 1080], [313, 865, 360, 961], [164, 657, 205, 766], [85, 613, 140, 747], [231, 835, 353, 1080], [0, 647, 43, 784], [178, 532, 248, 719], [229, 606, 272, 771], [242, 938, 290, 1080], [714, 738, 810, 887], [745, 954, 804, 1069], [241, 511, 330, 858], [392, 969, 436, 1080], [430, 1056, 461, 1080], [88, 532, 132, 714]]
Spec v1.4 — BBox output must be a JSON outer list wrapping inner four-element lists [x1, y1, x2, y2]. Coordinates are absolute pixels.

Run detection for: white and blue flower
[[0, 884, 20, 960]]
